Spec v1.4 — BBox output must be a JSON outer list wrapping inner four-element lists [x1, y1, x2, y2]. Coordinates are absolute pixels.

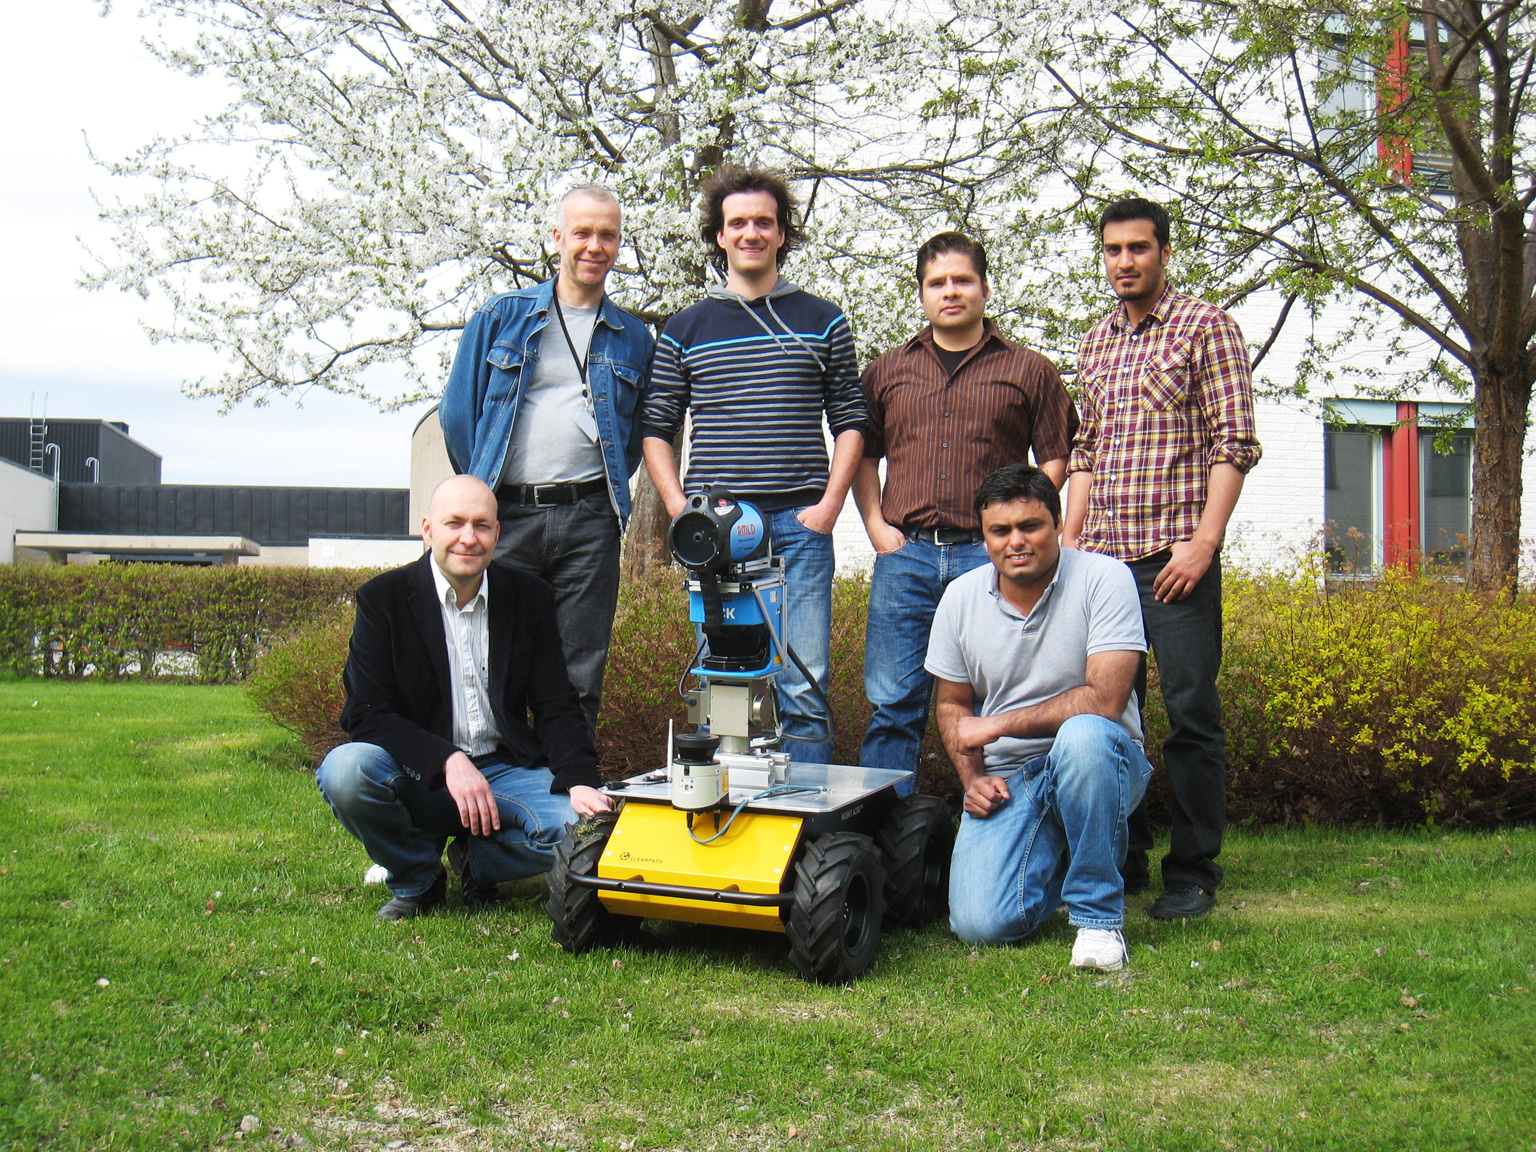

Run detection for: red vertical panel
[[1382, 401, 1420, 569], [1378, 22, 1413, 179]]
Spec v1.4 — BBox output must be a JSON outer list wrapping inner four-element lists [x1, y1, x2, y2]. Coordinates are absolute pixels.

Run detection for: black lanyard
[[551, 284, 594, 387]]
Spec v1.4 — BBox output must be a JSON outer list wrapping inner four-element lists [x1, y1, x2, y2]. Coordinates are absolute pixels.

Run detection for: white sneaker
[[1071, 927, 1128, 972], [363, 864, 390, 886]]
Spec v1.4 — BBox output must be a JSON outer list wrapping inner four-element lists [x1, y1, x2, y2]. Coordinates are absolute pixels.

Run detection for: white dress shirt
[[428, 558, 503, 757]]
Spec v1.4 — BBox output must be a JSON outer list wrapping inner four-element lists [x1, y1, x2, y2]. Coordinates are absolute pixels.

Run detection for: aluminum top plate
[[606, 761, 913, 814]]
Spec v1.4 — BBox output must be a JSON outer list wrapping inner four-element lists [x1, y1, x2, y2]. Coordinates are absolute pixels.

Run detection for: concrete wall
[[410, 406, 454, 531], [238, 546, 310, 568], [309, 538, 424, 568], [0, 457, 57, 563]]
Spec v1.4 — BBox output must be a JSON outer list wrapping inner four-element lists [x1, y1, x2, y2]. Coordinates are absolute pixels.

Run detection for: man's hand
[[964, 774, 1011, 818], [568, 784, 613, 819], [868, 519, 907, 555], [1152, 462, 1242, 602], [953, 714, 1001, 757], [444, 752, 500, 836], [796, 500, 840, 535], [1152, 537, 1216, 603]]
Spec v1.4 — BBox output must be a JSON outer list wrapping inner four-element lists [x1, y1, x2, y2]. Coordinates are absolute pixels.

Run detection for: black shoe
[[447, 839, 505, 909], [1149, 883, 1216, 920], [376, 871, 446, 921]]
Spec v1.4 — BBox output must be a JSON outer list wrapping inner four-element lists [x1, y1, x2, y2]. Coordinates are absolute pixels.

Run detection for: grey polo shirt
[[924, 547, 1146, 773]]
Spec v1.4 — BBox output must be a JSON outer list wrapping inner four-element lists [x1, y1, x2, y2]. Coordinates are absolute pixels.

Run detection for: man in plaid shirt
[[1061, 198, 1262, 921]]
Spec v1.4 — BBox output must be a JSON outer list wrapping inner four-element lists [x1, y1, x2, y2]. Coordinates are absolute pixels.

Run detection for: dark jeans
[[1125, 549, 1226, 892], [494, 490, 621, 732]]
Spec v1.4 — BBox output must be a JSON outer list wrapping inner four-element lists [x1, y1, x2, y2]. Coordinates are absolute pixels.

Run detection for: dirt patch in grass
[[1060, 1059, 1287, 1128], [291, 1076, 1086, 1152]]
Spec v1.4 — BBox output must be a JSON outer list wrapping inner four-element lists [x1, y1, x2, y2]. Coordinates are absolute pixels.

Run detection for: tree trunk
[[621, 431, 683, 582], [1467, 363, 1532, 594]]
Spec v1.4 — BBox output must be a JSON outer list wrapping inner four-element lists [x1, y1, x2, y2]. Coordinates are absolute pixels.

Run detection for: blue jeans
[[1125, 550, 1226, 892], [767, 508, 835, 765], [494, 490, 621, 732], [949, 715, 1152, 943], [316, 742, 575, 897], [860, 538, 990, 795]]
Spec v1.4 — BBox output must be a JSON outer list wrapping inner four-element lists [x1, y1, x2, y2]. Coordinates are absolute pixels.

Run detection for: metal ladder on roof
[[28, 393, 47, 474]]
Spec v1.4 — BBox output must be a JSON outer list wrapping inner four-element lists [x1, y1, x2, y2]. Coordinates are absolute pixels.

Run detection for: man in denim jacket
[[440, 185, 653, 730]]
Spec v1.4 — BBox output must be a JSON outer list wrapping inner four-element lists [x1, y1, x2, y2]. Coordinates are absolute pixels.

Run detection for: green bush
[[1208, 562, 1536, 828], [244, 602, 354, 765], [240, 555, 1536, 827], [0, 564, 373, 683], [593, 565, 695, 774]]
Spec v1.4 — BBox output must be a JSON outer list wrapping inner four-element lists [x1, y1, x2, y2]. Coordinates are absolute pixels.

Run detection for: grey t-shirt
[[500, 301, 606, 487], [924, 547, 1146, 772]]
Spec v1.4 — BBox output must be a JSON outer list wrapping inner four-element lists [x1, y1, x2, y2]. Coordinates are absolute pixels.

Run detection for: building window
[[1381, 24, 1455, 193], [1323, 400, 1471, 574], [1323, 426, 1382, 571], [1420, 426, 1472, 565], [1318, 20, 1453, 193]]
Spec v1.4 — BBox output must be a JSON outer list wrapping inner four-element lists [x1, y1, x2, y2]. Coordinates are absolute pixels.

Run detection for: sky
[[0, 3, 426, 487]]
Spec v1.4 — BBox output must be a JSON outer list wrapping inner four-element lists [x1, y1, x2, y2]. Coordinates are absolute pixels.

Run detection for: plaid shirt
[[1070, 285, 1261, 561]]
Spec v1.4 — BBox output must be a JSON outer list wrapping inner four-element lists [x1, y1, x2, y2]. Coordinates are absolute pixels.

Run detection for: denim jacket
[[439, 279, 654, 525]]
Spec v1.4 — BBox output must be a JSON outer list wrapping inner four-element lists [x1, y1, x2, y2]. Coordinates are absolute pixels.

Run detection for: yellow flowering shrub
[[1145, 558, 1536, 828]]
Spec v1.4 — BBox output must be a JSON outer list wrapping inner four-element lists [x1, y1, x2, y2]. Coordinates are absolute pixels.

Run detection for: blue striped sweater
[[642, 282, 867, 510]]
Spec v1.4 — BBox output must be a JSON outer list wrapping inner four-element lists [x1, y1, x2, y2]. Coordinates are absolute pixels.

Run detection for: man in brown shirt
[[854, 232, 1078, 795]]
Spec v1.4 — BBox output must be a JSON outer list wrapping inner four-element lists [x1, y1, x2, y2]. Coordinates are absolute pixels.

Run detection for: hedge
[[9, 558, 1535, 828], [1206, 563, 1536, 828], [0, 564, 374, 683], [247, 561, 1536, 828]]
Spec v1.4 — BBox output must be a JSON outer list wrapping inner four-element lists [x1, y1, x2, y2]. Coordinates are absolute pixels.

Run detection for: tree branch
[[1248, 292, 1298, 371], [772, 0, 857, 31]]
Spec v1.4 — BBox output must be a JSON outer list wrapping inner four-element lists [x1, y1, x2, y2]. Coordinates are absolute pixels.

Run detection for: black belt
[[904, 525, 982, 545], [501, 478, 607, 506]]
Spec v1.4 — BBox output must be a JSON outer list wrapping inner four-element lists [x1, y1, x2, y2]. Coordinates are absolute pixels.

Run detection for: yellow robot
[[547, 490, 954, 983]]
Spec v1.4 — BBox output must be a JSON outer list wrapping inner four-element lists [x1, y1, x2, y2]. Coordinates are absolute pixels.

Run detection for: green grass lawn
[[1, 680, 1532, 1152]]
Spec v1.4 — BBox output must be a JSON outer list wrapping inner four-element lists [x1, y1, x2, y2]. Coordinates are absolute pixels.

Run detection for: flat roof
[[15, 532, 260, 556]]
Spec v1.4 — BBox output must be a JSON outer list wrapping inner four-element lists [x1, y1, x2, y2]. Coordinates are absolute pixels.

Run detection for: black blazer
[[338, 554, 599, 793]]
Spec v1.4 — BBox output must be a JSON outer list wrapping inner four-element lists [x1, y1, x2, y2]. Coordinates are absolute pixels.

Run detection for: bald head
[[427, 474, 497, 522], [423, 475, 500, 602]]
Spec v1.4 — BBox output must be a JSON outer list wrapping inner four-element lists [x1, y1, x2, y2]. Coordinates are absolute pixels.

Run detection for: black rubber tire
[[875, 794, 956, 930], [786, 832, 884, 983], [546, 810, 639, 953]]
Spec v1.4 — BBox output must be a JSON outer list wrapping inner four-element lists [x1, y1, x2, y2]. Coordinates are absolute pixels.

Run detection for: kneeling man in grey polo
[[925, 463, 1150, 971]]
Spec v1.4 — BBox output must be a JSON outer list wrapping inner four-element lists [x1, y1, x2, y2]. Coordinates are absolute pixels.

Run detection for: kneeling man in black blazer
[[317, 474, 613, 920]]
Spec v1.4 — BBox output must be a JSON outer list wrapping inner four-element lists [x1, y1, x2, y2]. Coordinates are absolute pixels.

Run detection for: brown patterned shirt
[[863, 321, 1078, 530], [1070, 285, 1262, 561]]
